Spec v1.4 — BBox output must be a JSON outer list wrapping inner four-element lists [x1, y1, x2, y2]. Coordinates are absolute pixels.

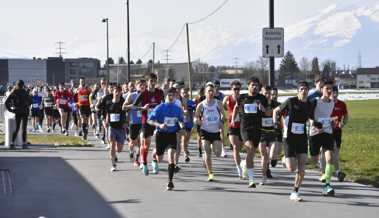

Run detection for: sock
[[168, 164, 175, 182], [199, 147, 202, 154], [293, 186, 299, 193], [247, 168, 254, 181], [136, 153, 140, 162], [140, 146, 148, 164], [111, 157, 116, 166], [325, 163, 335, 184], [82, 124, 87, 134]]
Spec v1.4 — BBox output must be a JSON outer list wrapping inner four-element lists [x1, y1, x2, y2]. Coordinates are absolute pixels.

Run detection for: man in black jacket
[[4, 80, 32, 149]]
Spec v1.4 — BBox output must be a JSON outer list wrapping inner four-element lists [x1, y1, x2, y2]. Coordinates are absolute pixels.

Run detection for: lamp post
[[102, 18, 110, 82], [126, 0, 131, 81]]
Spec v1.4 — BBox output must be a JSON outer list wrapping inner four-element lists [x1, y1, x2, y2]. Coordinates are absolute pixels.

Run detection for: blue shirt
[[183, 99, 196, 129], [129, 92, 142, 124], [31, 95, 42, 111], [148, 102, 184, 133], [307, 89, 322, 102]]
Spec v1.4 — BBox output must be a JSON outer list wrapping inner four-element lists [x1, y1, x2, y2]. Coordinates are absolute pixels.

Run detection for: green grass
[[0, 134, 93, 147], [339, 100, 379, 187]]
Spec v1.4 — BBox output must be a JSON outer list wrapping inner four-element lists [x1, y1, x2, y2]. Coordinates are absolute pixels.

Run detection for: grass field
[[340, 100, 379, 187], [0, 134, 92, 147]]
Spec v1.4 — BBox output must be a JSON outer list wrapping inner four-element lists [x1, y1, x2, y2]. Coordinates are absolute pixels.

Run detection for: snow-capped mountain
[[209, 0, 379, 68]]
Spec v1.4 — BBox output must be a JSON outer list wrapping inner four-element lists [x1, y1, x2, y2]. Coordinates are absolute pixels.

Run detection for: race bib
[[291, 122, 304, 134], [244, 103, 257, 114], [45, 102, 53, 107], [204, 110, 220, 124], [262, 117, 274, 127], [80, 96, 88, 101], [32, 103, 39, 108], [60, 99, 67, 104], [110, 113, 121, 122], [318, 117, 332, 133], [164, 117, 177, 127]]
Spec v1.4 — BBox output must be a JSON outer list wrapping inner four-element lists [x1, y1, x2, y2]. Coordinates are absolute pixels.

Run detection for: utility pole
[[152, 42, 155, 73], [56, 41, 65, 57], [126, 0, 131, 82], [102, 18, 110, 83], [233, 57, 239, 73], [186, 23, 193, 99], [269, 0, 275, 87], [164, 49, 171, 64]]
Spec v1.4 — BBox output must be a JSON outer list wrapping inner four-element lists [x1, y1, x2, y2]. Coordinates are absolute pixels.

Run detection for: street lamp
[[102, 18, 110, 82], [126, 0, 131, 82]]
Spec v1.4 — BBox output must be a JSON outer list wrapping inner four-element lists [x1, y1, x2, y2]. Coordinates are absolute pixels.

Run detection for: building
[[156, 62, 209, 86], [356, 67, 379, 88], [64, 58, 100, 83], [106, 63, 149, 84], [335, 71, 356, 89], [0, 58, 47, 85], [46, 57, 65, 85]]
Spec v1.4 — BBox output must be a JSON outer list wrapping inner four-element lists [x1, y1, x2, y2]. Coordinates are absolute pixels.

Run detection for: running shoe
[[115, 156, 118, 162], [133, 160, 140, 168], [208, 173, 215, 182], [271, 159, 278, 168], [141, 164, 149, 176], [83, 134, 87, 140], [129, 152, 134, 160], [174, 165, 181, 173], [221, 150, 227, 158], [337, 171, 346, 182], [65, 131, 69, 136], [110, 164, 117, 172], [248, 181, 256, 188], [289, 192, 303, 202], [198, 152, 203, 158], [152, 160, 159, 174], [166, 181, 174, 191], [322, 184, 335, 196], [259, 177, 267, 186], [319, 174, 326, 183], [185, 156, 190, 163], [79, 131, 83, 136], [266, 168, 273, 178], [47, 128, 51, 133]]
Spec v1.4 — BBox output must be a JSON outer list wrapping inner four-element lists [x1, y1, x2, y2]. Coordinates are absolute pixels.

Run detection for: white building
[[8, 59, 47, 85], [356, 67, 379, 88]]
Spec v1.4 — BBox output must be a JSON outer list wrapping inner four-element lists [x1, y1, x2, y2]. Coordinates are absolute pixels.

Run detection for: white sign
[[262, 27, 284, 58]]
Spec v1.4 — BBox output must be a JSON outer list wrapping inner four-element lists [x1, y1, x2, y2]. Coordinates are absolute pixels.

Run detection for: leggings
[[13, 113, 28, 143]]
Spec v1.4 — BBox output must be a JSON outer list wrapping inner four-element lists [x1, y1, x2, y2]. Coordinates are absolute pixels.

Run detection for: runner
[[222, 80, 244, 179], [31, 88, 43, 132], [96, 78, 109, 144], [194, 86, 206, 157], [309, 79, 336, 196], [273, 81, 313, 202], [232, 77, 268, 188], [194, 82, 224, 181], [123, 79, 146, 167], [269, 87, 283, 168], [77, 77, 92, 140], [89, 83, 100, 136], [133, 73, 164, 175], [97, 83, 115, 148], [148, 88, 184, 190], [104, 85, 126, 172], [42, 88, 55, 133], [214, 80, 227, 158], [308, 76, 324, 101], [54, 83, 72, 136], [179, 87, 196, 163]]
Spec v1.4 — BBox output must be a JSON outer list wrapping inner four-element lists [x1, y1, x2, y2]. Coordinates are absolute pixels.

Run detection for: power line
[[56, 41, 65, 57], [138, 45, 153, 61], [167, 24, 186, 51], [188, 0, 229, 25]]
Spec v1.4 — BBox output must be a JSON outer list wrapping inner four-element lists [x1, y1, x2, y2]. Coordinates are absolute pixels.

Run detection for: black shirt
[[261, 100, 281, 131], [5, 89, 32, 115], [237, 93, 268, 130], [105, 97, 125, 129]]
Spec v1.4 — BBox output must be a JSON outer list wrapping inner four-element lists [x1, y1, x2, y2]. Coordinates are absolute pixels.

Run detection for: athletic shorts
[[44, 107, 53, 116], [108, 127, 126, 145], [31, 109, 41, 117], [309, 133, 335, 156], [142, 123, 156, 138], [155, 131, 177, 156], [58, 106, 69, 113], [260, 131, 279, 144], [241, 128, 261, 148], [200, 129, 221, 144], [228, 127, 242, 141], [196, 124, 201, 133], [333, 128, 342, 149], [284, 135, 308, 158], [79, 105, 91, 116], [53, 109, 60, 118], [129, 124, 142, 140]]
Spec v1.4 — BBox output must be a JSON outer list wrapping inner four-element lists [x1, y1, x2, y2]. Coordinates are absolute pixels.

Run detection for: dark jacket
[[5, 89, 32, 115]]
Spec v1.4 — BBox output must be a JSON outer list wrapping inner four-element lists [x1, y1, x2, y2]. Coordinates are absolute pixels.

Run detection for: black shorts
[[200, 129, 221, 143], [79, 105, 91, 116], [284, 135, 308, 158], [196, 124, 201, 133], [333, 128, 342, 149], [228, 127, 242, 141], [241, 128, 261, 148], [53, 109, 60, 118], [129, 124, 142, 140], [156, 131, 177, 156], [31, 110, 41, 117], [259, 130, 278, 144], [142, 123, 156, 138], [309, 133, 335, 156], [44, 107, 53, 116]]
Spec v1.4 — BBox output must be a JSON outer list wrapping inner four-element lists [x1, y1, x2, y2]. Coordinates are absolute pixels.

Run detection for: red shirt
[[54, 90, 72, 108], [226, 95, 240, 128], [77, 87, 91, 106], [134, 88, 164, 124], [331, 99, 348, 129]]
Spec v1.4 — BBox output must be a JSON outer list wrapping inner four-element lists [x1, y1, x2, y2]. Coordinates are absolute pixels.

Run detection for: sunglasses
[[232, 87, 240, 91]]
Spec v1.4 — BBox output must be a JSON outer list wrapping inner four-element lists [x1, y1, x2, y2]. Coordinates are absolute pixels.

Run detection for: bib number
[[45, 102, 52, 107], [244, 103, 257, 114], [110, 113, 121, 122], [60, 99, 67, 104], [32, 103, 39, 108], [262, 118, 273, 127], [291, 122, 304, 134], [164, 117, 177, 127], [204, 110, 219, 124]]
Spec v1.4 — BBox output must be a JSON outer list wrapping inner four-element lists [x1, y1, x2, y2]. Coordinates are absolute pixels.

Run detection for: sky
[[0, 0, 366, 66]]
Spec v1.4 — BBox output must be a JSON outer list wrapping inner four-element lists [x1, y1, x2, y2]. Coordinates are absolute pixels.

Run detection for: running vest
[[310, 98, 335, 136], [129, 91, 142, 124], [200, 100, 221, 133], [226, 95, 240, 128], [31, 95, 42, 110], [282, 97, 313, 138], [43, 95, 54, 108], [77, 87, 91, 106]]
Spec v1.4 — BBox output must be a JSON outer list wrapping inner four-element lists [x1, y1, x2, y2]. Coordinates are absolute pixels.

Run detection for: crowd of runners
[[3, 74, 349, 201]]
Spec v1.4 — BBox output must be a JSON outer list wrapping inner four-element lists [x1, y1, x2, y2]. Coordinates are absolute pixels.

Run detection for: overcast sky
[[0, 0, 363, 65]]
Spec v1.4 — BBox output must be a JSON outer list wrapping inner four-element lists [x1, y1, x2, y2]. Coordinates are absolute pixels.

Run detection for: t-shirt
[[261, 100, 281, 131], [105, 98, 126, 129], [237, 93, 268, 130], [183, 99, 196, 129], [43, 95, 55, 108], [31, 95, 42, 111], [55, 90, 72, 107], [148, 102, 184, 133], [226, 95, 240, 129], [307, 89, 322, 102], [310, 98, 335, 136], [330, 99, 348, 130], [77, 87, 91, 106], [133, 88, 164, 124], [279, 97, 314, 138]]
